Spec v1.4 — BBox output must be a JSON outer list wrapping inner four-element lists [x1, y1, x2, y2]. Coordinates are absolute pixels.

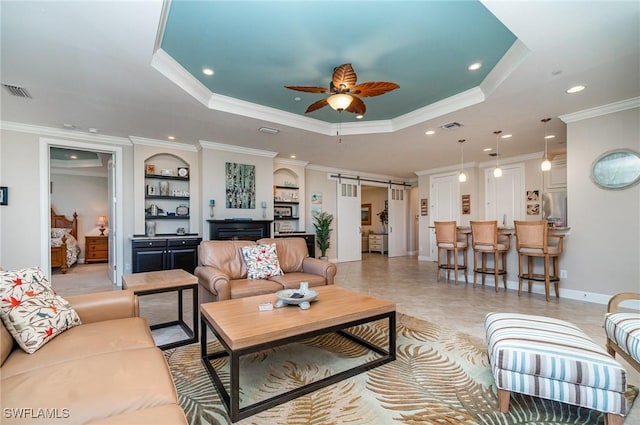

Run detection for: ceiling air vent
[[2, 83, 32, 98], [440, 121, 463, 130]]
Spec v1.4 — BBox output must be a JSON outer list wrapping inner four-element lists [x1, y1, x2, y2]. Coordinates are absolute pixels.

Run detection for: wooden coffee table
[[200, 285, 396, 422], [122, 269, 198, 350]]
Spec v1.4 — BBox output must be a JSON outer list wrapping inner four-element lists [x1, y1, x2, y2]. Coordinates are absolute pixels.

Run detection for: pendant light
[[493, 130, 503, 177], [458, 139, 467, 182], [540, 117, 552, 171]]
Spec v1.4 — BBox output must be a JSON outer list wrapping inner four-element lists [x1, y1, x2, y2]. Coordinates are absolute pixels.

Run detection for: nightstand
[[85, 236, 108, 263]]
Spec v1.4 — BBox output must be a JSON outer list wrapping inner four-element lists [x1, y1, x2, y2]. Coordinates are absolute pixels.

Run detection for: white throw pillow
[[0, 267, 81, 354], [242, 243, 284, 279]]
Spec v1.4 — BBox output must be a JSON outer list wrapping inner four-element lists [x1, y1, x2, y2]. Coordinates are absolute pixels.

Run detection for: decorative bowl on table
[[275, 289, 318, 305]]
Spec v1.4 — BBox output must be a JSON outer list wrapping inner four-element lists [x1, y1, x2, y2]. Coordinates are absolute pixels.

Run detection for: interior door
[[336, 180, 362, 262], [387, 186, 407, 257], [485, 164, 524, 226], [429, 173, 460, 260], [107, 157, 116, 283]]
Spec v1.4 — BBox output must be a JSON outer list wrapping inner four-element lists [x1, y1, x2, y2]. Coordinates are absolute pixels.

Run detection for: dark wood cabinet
[[132, 237, 201, 274], [275, 233, 315, 258]]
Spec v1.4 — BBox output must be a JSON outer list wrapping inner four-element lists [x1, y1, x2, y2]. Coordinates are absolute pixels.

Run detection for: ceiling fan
[[285, 63, 399, 116]]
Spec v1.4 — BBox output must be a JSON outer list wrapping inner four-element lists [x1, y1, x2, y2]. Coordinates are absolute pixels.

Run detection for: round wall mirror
[[590, 149, 640, 190]]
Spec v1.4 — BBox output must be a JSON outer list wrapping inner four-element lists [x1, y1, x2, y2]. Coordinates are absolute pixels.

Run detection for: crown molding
[[0, 121, 130, 145], [480, 39, 530, 98], [199, 140, 278, 158], [151, 48, 212, 107], [129, 135, 198, 151], [151, 49, 496, 137], [559, 96, 640, 123], [274, 158, 309, 167]]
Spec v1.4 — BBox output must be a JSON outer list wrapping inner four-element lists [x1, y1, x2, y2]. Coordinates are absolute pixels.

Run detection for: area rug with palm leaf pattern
[[164, 313, 637, 425]]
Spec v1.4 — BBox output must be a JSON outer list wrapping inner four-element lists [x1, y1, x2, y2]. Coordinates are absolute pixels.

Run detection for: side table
[[122, 269, 198, 350]]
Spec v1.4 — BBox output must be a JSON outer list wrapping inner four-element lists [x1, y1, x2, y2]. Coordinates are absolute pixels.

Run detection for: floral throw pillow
[[242, 243, 284, 279], [0, 267, 81, 354]]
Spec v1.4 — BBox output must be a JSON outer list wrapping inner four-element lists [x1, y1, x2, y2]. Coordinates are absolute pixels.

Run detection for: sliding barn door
[[387, 186, 407, 257], [336, 180, 362, 262]]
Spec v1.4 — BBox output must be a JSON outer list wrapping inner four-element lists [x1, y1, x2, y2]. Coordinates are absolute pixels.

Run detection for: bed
[[50, 208, 80, 274]]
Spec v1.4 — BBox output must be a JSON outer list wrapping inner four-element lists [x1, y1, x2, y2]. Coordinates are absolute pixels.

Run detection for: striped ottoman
[[485, 312, 628, 425]]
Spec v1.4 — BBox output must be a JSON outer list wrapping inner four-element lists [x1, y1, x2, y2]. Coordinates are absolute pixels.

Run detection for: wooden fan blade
[[350, 81, 399, 97], [332, 63, 357, 90], [284, 85, 330, 94], [305, 98, 329, 113], [345, 96, 366, 115]]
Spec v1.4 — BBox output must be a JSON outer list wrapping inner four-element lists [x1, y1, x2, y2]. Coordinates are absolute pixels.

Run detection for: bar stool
[[514, 220, 564, 302], [434, 221, 468, 284], [470, 220, 510, 291]]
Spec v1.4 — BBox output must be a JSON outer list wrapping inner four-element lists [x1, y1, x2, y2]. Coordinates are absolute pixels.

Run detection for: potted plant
[[312, 211, 333, 260], [377, 207, 388, 233]]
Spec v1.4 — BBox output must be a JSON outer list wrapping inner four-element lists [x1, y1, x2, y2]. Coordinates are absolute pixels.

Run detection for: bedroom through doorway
[[49, 146, 114, 291]]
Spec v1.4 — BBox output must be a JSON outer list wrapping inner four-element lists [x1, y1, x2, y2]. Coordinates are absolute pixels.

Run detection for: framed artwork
[[361, 203, 372, 225], [225, 162, 256, 209], [461, 194, 471, 215], [0, 186, 7, 205], [527, 190, 540, 202], [527, 204, 540, 215], [274, 206, 292, 217], [145, 164, 156, 175], [311, 192, 323, 204], [420, 199, 428, 216]]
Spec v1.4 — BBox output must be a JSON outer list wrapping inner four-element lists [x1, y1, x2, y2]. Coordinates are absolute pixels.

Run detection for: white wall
[[305, 167, 337, 260], [0, 130, 43, 269], [562, 106, 640, 297], [199, 144, 275, 239], [51, 172, 108, 261]]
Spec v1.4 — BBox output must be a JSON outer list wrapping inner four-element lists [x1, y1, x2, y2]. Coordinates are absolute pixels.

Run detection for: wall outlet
[[559, 269, 568, 279]]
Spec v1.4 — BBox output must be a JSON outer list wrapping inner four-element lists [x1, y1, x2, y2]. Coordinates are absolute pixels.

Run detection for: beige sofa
[[195, 237, 337, 302], [0, 290, 187, 425]]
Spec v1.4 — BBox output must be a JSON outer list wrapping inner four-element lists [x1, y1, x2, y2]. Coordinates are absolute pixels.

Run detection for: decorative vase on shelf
[[159, 181, 169, 197], [146, 221, 156, 237]]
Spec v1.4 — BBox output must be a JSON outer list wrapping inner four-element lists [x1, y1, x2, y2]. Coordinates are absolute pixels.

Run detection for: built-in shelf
[[145, 174, 189, 182], [145, 215, 190, 220], [274, 201, 299, 205], [145, 196, 190, 200], [275, 185, 299, 190], [274, 217, 299, 221]]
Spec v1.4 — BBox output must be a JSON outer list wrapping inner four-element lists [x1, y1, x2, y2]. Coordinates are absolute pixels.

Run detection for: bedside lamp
[[97, 216, 108, 236]]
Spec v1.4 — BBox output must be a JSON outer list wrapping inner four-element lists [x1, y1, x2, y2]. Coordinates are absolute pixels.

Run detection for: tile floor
[[52, 254, 639, 422]]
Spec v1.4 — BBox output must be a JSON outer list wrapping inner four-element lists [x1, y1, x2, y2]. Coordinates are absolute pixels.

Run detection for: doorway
[[40, 137, 124, 286]]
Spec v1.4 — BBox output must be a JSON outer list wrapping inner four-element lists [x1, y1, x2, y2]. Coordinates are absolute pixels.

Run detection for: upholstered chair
[[514, 220, 563, 302], [434, 221, 468, 284], [470, 220, 510, 291]]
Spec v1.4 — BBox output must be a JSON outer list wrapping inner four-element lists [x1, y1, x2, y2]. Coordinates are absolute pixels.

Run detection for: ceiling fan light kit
[[327, 93, 353, 111], [285, 63, 399, 117]]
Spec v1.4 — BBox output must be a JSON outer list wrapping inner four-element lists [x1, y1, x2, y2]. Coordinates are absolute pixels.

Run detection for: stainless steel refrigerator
[[542, 191, 568, 227]]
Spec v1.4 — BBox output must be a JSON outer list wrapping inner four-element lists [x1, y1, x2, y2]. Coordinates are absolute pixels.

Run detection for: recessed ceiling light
[[258, 126, 280, 134], [483, 148, 492, 152], [294, 97, 301, 102], [468, 62, 482, 71], [290, 155, 296, 159], [88, 128, 98, 133], [63, 123, 76, 129], [202, 68, 214, 76], [69, 155, 78, 159], [501, 134, 512, 139], [425, 130, 435, 135], [356, 115, 364, 119], [544, 134, 555, 139], [566, 85, 585, 94], [167, 136, 175, 140]]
